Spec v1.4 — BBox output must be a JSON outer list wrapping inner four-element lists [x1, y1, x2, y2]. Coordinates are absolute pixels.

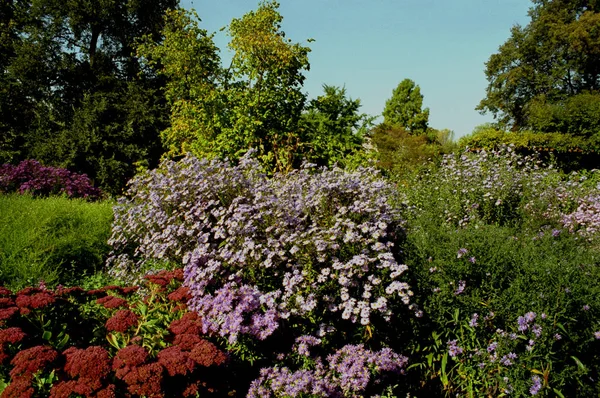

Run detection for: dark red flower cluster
[[157, 346, 195, 377], [0, 327, 26, 345], [189, 339, 227, 368], [15, 291, 56, 311], [0, 297, 18, 322], [120, 362, 164, 398], [96, 295, 129, 309], [54, 286, 85, 297], [49, 380, 116, 398], [9, 345, 58, 379], [173, 333, 203, 350], [1, 376, 35, 397], [57, 346, 112, 394], [0, 327, 26, 364], [145, 269, 184, 287], [167, 286, 192, 303], [112, 345, 149, 378], [0, 287, 12, 296], [169, 312, 202, 336], [105, 310, 138, 333], [120, 286, 139, 295]]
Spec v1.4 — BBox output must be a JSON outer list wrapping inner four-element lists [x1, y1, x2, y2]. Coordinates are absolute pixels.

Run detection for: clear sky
[[180, 0, 532, 138]]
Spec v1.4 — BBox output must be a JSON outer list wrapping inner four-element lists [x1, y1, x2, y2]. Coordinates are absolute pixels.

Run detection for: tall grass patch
[[0, 194, 113, 289]]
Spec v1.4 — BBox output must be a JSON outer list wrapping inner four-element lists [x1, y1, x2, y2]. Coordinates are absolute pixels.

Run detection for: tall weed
[[0, 194, 113, 289]]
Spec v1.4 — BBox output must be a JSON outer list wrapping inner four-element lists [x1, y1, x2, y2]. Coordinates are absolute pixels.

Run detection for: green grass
[[0, 194, 114, 290]]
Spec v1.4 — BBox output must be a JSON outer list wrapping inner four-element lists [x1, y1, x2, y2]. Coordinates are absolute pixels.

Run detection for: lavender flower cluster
[[561, 193, 600, 238], [107, 151, 411, 344], [413, 145, 551, 227], [247, 341, 408, 397], [409, 145, 600, 236], [0, 160, 101, 200]]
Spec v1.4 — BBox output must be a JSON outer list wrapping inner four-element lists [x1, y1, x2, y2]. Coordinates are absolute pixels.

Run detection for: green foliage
[[139, 2, 314, 173], [382, 78, 430, 134], [299, 84, 374, 167], [527, 92, 600, 137], [459, 127, 600, 171], [459, 127, 600, 154], [477, 0, 600, 132], [372, 124, 455, 179], [136, 8, 223, 160], [399, 154, 600, 395], [0, 194, 113, 290], [0, 0, 176, 195]]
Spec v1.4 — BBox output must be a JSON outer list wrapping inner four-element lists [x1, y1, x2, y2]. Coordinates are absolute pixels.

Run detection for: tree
[[477, 0, 600, 134], [0, 0, 178, 194], [382, 79, 429, 134], [299, 85, 373, 167], [138, 1, 311, 173]]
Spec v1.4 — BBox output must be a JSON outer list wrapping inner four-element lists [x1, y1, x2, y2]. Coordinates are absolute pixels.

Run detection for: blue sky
[[180, 0, 531, 138]]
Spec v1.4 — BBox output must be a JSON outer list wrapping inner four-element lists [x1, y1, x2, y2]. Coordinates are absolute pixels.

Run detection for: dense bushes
[[0, 195, 113, 290], [458, 127, 600, 171], [3, 144, 600, 396], [107, 151, 415, 394], [0, 160, 101, 200], [400, 146, 600, 396]]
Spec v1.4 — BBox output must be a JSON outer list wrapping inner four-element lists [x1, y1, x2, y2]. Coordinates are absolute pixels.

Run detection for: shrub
[[0, 195, 113, 290], [399, 148, 600, 396], [107, 151, 414, 382], [0, 160, 102, 200]]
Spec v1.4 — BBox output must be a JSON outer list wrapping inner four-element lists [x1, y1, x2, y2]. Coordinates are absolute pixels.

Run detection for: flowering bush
[[0, 160, 101, 200], [248, 340, 408, 397], [0, 271, 233, 397], [108, 152, 415, 349]]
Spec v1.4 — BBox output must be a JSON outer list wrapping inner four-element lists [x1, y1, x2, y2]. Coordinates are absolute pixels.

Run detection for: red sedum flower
[[105, 309, 138, 333], [9, 345, 58, 379]]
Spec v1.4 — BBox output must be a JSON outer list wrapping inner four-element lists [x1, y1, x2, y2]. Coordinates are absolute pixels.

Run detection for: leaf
[[57, 333, 70, 349], [553, 388, 566, 398], [440, 353, 449, 386], [42, 330, 52, 341], [106, 333, 120, 349], [571, 356, 587, 372]]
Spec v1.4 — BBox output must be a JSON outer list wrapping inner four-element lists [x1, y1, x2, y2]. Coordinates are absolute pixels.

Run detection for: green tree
[[0, 0, 177, 194], [299, 85, 374, 167], [382, 79, 430, 134], [138, 1, 311, 173], [477, 0, 600, 134], [137, 8, 223, 159]]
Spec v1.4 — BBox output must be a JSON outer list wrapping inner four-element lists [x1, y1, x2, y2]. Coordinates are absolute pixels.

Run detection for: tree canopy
[[477, 0, 600, 136], [138, 1, 370, 173], [0, 0, 178, 194], [382, 79, 430, 134]]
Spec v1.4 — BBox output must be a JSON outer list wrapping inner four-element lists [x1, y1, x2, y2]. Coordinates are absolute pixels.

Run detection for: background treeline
[[2, 0, 600, 196]]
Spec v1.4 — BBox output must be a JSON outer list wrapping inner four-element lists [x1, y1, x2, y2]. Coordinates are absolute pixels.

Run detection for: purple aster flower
[[457, 248, 468, 258], [447, 340, 463, 358], [530, 375, 542, 395], [594, 331, 600, 339], [468, 257, 476, 264], [454, 280, 466, 295], [469, 313, 479, 327], [517, 316, 529, 332], [583, 305, 590, 311]]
